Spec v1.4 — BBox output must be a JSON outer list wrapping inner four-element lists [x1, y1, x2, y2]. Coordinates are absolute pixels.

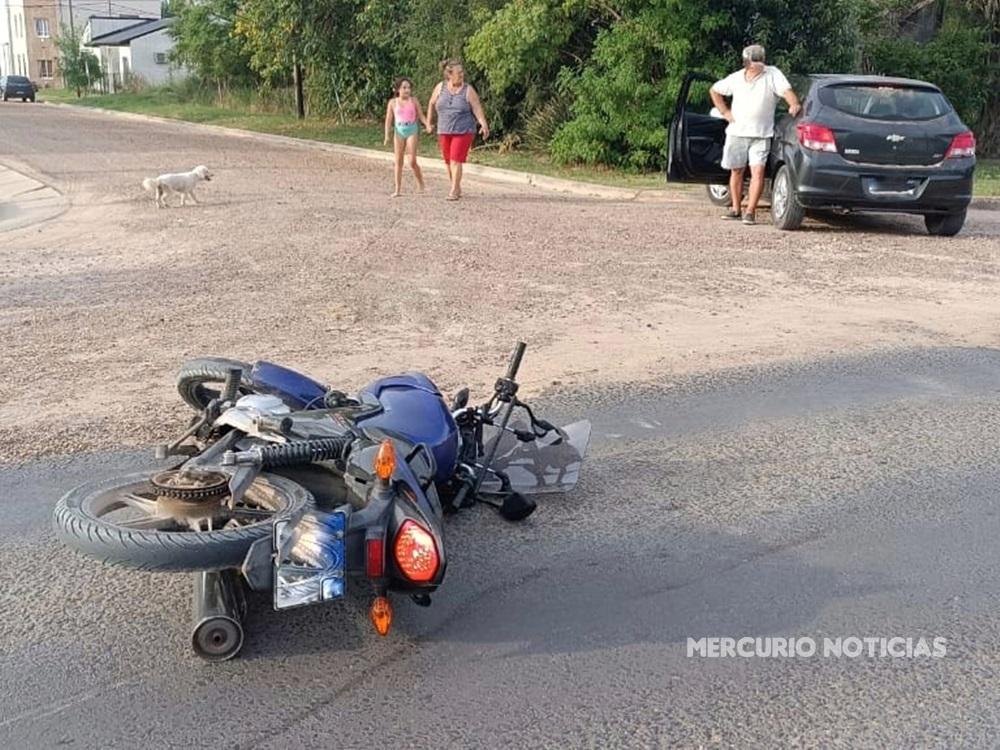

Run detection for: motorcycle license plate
[[273, 510, 347, 610]]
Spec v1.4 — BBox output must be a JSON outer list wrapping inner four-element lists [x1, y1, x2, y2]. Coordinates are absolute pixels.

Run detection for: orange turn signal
[[370, 595, 393, 636], [374, 439, 396, 482]]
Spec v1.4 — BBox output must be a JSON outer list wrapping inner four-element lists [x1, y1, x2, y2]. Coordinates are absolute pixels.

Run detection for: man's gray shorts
[[721, 135, 771, 169]]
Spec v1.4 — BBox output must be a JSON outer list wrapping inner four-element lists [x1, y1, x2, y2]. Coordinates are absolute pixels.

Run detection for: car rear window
[[819, 84, 952, 121], [8, 76, 30, 84]]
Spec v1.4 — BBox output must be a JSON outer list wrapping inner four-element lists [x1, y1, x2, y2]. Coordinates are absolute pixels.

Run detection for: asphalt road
[[3, 347, 1000, 749]]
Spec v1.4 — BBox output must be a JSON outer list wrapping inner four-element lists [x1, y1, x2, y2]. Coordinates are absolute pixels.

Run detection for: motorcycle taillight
[[393, 520, 439, 583]]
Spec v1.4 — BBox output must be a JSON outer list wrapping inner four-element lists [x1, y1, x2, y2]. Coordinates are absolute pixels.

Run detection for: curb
[[0, 160, 68, 233], [970, 197, 1000, 211], [43, 101, 692, 203]]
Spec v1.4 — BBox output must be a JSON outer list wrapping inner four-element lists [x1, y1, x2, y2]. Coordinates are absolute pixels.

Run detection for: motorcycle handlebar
[[505, 342, 527, 381]]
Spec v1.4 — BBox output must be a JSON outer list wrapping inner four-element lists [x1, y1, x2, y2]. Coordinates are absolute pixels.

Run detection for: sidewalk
[[0, 162, 67, 233]]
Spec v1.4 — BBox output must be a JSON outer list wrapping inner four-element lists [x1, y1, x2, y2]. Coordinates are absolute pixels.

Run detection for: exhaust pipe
[[191, 570, 247, 661]]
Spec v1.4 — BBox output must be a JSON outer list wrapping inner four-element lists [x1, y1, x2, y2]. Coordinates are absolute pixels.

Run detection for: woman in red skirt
[[426, 59, 490, 200]]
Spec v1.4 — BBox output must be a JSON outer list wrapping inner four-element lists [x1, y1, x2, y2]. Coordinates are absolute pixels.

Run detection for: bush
[[863, 25, 990, 128], [541, 0, 859, 169]]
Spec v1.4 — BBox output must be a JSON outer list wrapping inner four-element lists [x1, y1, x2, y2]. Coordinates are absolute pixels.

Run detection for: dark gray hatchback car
[[668, 73, 976, 236], [0, 75, 36, 102]]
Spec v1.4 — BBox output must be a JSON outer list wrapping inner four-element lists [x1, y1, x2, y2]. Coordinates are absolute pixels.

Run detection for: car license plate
[[864, 176, 923, 197]]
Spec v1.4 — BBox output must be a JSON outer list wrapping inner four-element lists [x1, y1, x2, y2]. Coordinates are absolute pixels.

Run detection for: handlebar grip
[[505, 342, 527, 380], [222, 368, 242, 404], [534, 419, 556, 433]]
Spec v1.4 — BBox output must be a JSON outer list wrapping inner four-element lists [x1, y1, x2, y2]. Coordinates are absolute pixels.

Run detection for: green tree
[[470, 0, 860, 169], [168, 0, 256, 100], [858, 0, 999, 155], [466, 0, 601, 135], [55, 25, 102, 97]]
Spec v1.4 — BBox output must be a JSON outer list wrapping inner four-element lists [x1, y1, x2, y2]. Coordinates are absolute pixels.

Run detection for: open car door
[[667, 72, 729, 184]]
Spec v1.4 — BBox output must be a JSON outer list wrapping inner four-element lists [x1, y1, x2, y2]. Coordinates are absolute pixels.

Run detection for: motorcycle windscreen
[[478, 419, 591, 495]]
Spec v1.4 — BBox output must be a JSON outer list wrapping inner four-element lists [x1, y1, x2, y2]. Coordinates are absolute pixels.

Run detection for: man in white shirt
[[710, 45, 801, 225]]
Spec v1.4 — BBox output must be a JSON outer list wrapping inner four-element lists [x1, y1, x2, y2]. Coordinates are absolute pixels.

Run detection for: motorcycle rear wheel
[[53, 471, 312, 571], [176, 356, 254, 411]]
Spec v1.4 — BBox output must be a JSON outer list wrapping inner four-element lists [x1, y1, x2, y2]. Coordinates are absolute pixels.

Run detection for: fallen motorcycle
[[53, 343, 590, 660]]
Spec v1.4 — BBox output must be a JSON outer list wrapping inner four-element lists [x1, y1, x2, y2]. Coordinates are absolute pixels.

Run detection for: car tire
[[771, 164, 805, 230], [924, 210, 966, 237], [706, 184, 731, 206]]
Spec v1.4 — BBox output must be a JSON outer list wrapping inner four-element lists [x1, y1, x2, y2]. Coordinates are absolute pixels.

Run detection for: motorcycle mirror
[[451, 387, 469, 410], [499, 492, 537, 522]]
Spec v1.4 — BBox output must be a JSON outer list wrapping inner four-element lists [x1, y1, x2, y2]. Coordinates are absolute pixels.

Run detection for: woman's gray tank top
[[437, 83, 476, 134]]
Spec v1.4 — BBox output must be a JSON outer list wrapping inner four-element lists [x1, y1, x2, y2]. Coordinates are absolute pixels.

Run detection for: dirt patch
[[1, 104, 999, 465]]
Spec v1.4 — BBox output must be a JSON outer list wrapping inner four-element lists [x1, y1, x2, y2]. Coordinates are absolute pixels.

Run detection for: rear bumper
[[793, 152, 974, 214]]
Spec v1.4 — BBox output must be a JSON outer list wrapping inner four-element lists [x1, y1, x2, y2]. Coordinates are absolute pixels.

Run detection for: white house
[[1, 0, 35, 79], [55, 0, 163, 29], [85, 16, 184, 92], [1, 0, 163, 84]]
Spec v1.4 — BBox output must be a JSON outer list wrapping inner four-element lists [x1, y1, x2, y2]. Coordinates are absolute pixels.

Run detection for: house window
[[39, 59, 54, 79], [154, 52, 168, 65], [34, 18, 50, 38]]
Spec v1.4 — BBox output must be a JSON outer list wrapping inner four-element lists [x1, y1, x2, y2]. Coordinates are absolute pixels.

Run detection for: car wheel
[[771, 164, 805, 230], [706, 183, 731, 206], [924, 210, 966, 237]]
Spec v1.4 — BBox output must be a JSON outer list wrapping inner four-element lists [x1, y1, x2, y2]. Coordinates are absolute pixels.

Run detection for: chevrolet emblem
[[886, 134, 906, 143]]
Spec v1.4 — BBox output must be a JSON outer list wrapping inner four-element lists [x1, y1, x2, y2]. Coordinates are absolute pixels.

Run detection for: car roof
[[807, 74, 941, 92]]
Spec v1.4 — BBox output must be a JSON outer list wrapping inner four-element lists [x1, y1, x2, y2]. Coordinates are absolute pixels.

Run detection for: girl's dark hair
[[393, 77, 412, 94], [440, 59, 463, 77]]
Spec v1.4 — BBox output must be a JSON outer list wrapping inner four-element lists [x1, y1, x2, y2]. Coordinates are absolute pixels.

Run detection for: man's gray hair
[[742, 45, 766, 63]]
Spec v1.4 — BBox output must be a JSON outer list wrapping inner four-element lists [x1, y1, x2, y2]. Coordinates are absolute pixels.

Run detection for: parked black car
[[668, 73, 976, 236], [0, 75, 36, 102]]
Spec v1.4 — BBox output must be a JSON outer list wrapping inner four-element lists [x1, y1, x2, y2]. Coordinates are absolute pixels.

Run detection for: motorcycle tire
[[176, 356, 254, 411], [53, 471, 312, 571]]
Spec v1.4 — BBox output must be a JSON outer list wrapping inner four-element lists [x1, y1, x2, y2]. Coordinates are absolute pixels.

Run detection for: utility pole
[[293, 54, 304, 119], [68, 0, 75, 35]]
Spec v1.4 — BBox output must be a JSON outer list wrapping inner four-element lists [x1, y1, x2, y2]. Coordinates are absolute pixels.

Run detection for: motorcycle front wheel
[[176, 356, 254, 411], [53, 471, 312, 571]]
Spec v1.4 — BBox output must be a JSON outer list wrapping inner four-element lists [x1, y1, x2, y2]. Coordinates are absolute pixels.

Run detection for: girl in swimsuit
[[383, 77, 428, 197]]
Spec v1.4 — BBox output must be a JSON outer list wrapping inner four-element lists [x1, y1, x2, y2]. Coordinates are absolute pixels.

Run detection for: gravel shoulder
[[1, 102, 999, 464]]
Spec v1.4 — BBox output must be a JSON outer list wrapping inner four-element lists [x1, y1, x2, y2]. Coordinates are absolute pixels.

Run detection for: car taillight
[[797, 123, 837, 153], [393, 520, 439, 583], [945, 131, 975, 159]]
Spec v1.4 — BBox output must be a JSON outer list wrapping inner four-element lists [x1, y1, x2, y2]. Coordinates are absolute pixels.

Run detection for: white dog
[[142, 165, 212, 208]]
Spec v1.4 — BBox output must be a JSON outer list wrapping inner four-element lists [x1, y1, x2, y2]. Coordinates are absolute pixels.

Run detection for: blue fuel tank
[[357, 373, 459, 483], [249, 362, 459, 483]]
